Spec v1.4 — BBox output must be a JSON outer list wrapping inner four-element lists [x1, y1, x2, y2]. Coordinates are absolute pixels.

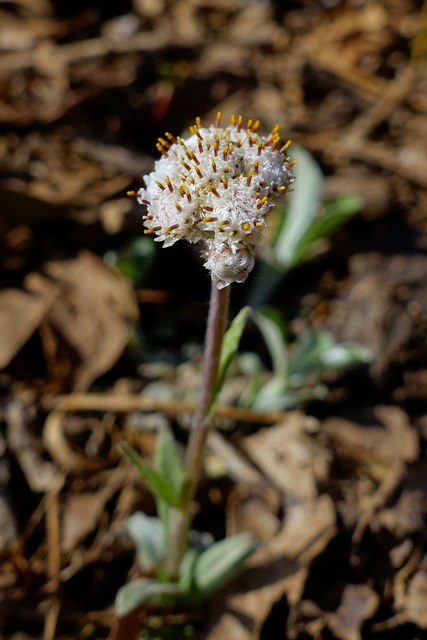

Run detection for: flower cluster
[[133, 114, 295, 288]]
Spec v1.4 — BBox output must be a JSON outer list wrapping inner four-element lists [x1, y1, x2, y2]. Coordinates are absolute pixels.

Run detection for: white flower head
[[134, 113, 295, 288]]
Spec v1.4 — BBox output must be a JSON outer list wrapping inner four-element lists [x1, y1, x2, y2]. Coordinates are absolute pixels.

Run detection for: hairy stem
[[164, 279, 230, 580]]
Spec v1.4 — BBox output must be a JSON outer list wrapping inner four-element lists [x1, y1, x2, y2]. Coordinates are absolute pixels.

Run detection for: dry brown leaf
[[6, 400, 57, 493], [372, 489, 425, 538], [242, 415, 331, 500], [43, 410, 117, 472], [327, 584, 379, 640], [0, 253, 138, 390], [226, 2, 282, 47], [42, 252, 139, 391], [321, 405, 418, 466], [403, 570, 427, 628], [198, 495, 336, 640], [0, 271, 59, 368], [61, 491, 112, 553], [226, 483, 281, 542]]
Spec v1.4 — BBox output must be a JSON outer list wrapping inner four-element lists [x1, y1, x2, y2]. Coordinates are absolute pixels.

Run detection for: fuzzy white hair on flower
[[130, 113, 296, 289]]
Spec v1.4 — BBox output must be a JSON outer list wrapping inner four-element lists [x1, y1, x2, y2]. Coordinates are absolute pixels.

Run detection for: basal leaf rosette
[[135, 114, 295, 289]]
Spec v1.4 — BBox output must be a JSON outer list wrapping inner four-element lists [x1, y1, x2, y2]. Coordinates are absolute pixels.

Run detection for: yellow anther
[[280, 140, 291, 153], [241, 222, 251, 231], [165, 176, 174, 192], [175, 203, 182, 211], [215, 112, 221, 127], [208, 185, 221, 198], [219, 220, 229, 226], [230, 114, 236, 125], [156, 143, 168, 157], [254, 220, 263, 227], [190, 151, 200, 165]]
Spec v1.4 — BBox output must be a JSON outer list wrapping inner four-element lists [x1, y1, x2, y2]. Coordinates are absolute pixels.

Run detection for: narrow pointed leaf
[[291, 195, 362, 266], [252, 308, 289, 409], [155, 424, 184, 506], [126, 512, 165, 570], [193, 532, 257, 599], [212, 306, 251, 408], [115, 578, 180, 616], [122, 444, 178, 507], [178, 547, 200, 596], [272, 144, 323, 269]]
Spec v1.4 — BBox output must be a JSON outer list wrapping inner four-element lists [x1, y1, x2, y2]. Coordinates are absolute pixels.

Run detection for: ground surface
[[1, 1, 427, 639]]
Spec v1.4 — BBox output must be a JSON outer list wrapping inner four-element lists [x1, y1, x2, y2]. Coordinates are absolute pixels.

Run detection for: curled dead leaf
[[43, 410, 118, 472]]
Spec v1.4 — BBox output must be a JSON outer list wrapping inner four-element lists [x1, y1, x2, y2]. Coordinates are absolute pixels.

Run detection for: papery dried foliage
[[0, 252, 138, 390]]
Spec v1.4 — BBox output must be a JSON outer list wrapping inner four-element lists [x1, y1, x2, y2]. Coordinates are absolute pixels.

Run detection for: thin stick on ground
[[164, 278, 230, 580]]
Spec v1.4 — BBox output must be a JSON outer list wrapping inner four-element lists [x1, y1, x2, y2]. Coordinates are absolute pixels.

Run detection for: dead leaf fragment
[[327, 584, 379, 640], [199, 495, 336, 640], [42, 252, 139, 391], [0, 271, 59, 368], [61, 491, 111, 553], [0, 252, 139, 390], [403, 570, 427, 628], [242, 415, 331, 500], [321, 405, 419, 466]]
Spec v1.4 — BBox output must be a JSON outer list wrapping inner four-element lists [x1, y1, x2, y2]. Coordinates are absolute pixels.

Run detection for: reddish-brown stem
[[164, 278, 230, 579]]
